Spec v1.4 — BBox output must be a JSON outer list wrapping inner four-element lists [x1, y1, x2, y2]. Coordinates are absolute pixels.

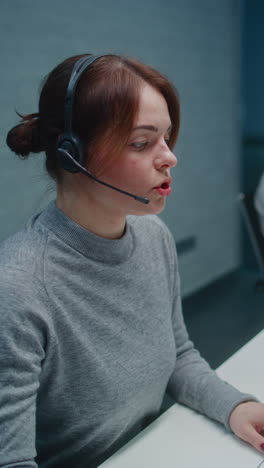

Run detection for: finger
[[239, 425, 264, 454]]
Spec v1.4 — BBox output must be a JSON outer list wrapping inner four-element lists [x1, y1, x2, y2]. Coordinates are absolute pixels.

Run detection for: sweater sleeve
[[166, 264, 256, 431], [0, 269, 48, 467]]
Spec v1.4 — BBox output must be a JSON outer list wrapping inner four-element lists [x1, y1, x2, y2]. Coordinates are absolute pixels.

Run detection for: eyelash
[[131, 142, 148, 150], [130, 138, 170, 151]]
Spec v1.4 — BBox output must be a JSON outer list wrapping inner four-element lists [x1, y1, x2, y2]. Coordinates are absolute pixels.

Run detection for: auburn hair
[[6, 53, 180, 181]]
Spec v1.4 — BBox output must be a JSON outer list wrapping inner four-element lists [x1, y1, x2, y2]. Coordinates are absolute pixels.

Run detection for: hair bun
[[6, 113, 44, 157]]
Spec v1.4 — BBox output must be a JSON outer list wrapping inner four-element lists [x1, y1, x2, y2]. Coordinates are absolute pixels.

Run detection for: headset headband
[[64, 54, 104, 135]]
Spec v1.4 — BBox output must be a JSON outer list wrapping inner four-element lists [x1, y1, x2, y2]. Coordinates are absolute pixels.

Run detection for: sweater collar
[[37, 201, 135, 264]]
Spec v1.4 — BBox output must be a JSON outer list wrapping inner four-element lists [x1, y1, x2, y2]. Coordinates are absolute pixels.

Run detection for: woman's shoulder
[[0, 211, 49, 281]]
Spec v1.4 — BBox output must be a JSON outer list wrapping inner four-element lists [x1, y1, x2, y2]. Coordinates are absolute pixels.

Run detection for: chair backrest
[[238, 192, 264, 279]]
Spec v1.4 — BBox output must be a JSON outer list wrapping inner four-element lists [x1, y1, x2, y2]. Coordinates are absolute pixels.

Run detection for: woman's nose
[[155, 143, 178, 169]]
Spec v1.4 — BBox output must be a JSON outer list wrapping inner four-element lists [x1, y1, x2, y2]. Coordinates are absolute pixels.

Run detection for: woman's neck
[[56, 189, 126, 240]]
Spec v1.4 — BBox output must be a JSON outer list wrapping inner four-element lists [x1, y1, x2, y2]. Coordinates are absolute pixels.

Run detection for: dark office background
[[0, 1, 263, 371], [185, 0, 264, 371]]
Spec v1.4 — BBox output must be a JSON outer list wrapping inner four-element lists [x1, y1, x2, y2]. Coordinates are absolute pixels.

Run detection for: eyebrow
[[132, 125, 158, 132], [132, 124, 172, 133]]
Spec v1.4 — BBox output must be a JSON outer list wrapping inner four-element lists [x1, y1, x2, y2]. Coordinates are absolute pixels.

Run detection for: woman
[[1, 53, 264, 468]]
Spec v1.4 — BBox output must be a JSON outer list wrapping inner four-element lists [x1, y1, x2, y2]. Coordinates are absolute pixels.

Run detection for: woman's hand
[[229, 401, 264, 453]]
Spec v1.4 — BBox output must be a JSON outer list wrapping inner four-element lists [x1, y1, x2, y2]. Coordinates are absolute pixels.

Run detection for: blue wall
[[243, 0, 264, 138], [242, 0, 264, 192]]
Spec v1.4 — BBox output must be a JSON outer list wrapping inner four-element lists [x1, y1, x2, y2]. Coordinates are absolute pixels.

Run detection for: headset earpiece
[[56, 134, 84, 173]]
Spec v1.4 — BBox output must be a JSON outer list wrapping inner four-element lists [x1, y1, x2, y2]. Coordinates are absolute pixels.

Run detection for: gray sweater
[[0, 202, 253, 467]]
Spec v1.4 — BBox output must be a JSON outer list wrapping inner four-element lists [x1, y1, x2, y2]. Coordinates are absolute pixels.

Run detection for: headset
[[56, 54, 149, 204]]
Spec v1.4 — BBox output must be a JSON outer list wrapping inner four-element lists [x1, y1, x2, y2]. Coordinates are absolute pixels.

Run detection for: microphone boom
[[57, 149, 149, 205]]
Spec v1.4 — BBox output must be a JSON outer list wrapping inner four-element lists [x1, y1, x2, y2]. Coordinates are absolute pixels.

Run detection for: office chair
[[238, 192, 264, 291]]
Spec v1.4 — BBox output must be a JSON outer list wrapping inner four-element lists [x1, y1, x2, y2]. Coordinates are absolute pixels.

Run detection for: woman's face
[[88, 83, 178, 216]]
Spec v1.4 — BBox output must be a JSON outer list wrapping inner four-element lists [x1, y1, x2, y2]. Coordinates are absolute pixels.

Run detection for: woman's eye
[[131, 142, 148, 150]]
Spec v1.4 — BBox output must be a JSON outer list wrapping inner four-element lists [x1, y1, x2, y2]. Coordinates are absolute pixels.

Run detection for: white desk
[[99, 330, 264, 468]]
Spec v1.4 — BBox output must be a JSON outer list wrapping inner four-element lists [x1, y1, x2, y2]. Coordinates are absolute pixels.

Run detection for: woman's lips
[[154, 182, 172, 196]]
